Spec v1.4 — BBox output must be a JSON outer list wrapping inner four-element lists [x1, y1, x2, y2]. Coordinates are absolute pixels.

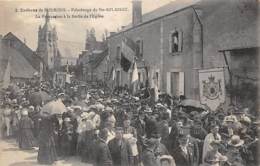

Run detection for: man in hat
[[93, 128, 113, 166], [172, 134, 195, 166], [108, 127, 131, 166], [157, 111, 170, 146], [141, 138, 160, 166]]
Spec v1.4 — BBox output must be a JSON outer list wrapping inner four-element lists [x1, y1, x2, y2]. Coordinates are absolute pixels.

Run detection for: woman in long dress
[[37, 115, 58, 165], [17, 110, 36, 149]]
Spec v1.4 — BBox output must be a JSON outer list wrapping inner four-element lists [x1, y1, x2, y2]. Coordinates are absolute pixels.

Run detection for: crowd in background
[[0, 81, 259, 166]]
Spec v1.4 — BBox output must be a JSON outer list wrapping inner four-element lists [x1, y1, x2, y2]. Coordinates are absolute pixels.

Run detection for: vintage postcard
[[0, 0, 259, 166]]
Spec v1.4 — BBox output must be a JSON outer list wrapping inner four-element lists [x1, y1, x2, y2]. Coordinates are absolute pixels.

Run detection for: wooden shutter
[[179, 72, 185, 96], [169, 33, 172, 53], [167, 72, 171, 95], [178, 30, 183, 52]]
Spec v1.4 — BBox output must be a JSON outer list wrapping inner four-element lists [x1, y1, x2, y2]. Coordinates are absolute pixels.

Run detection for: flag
[[131, 61, 138, 83], [121, 36, 137, 72], [199, 68, 225, 111], [121, 53, 132, 72], [66, 60, 69, 73], [109, 65, 115, 81]]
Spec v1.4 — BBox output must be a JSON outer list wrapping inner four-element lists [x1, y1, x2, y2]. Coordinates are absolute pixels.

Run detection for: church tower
[[37, 11, 60, 71]]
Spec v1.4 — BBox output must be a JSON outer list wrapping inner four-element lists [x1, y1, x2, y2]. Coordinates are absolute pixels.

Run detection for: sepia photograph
[[0, 0, 259, 166]]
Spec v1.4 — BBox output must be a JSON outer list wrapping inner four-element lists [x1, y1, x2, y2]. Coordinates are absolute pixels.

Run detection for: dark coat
[[108, 138, 130, 166], [157, 120, 170, 145], [93, 138, 113, 166], [37, 118, 58, 165], [142, 148, 159, 166], [18, 116, 36, 149], [172, 145, 194, 166]]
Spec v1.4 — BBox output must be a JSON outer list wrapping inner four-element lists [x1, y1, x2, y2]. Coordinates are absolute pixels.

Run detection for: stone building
[[0, 33, 41, 87], [107, 0, 259, 103], [36, 11, 61, 71], [77, 28, 108, 82]]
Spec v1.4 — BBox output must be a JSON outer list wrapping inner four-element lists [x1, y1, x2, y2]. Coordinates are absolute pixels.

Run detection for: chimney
[[132, 0, 142, 26]]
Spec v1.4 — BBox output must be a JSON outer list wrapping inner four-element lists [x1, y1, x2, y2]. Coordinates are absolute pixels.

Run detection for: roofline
[[218, 46, 260, 52], [3, 32, 35, 53], [107, 5, 194, 39]]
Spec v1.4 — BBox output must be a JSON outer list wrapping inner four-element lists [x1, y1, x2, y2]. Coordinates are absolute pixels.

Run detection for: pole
[[220, 50, 233, 105]]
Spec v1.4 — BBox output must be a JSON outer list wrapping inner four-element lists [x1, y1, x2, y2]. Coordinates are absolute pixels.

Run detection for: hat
[[144, 107, 153, 113], [240, 116, 251, 125], [67, 107, 73, 112], [80, 112, 89, 119], [82, 107, 89, 112], [105, 106, 113, 112], [58, 93, 65, 97], [223, 115, 237, 123], [228, 135, 244, 147], [64, 117, 71, 122], [21, 110, 28, 116], [29, 106, 34, 110], [72, 105, 82, 110]]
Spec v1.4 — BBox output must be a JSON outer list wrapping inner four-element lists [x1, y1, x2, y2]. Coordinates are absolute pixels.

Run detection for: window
[[169, 30, 183, 54], [116, 46, 121, 58], [155, 72, 159, 87], [136, 40, 143, 57], [167, 71, 184, 96], [116, 70, 121, 87]]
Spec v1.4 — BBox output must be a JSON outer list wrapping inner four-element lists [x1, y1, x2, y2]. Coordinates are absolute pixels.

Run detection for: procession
[[0, 0, 259, 166]]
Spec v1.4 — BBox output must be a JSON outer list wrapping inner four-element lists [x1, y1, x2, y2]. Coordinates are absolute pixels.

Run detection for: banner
[[120, 36, 137, 72], [199, 68, 225, 111], [120, 53, 132, 72], [121, 36, 137, 60], [131, 61, 138, 83]]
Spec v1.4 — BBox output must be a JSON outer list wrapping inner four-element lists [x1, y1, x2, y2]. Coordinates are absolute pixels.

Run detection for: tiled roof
[[1, 42, 37, 79], [3, 32, 42, 71], [122, 0, 200, 30]]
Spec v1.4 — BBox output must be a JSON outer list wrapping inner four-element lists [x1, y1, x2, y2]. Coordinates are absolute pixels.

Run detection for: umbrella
[[41, 99, 67, 116], [29, 91, 52, 106], [180, 99, 206, 110]]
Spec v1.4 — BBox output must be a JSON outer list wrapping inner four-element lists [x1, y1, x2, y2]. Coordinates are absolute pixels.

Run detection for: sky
[[0, 0, 174, 51]]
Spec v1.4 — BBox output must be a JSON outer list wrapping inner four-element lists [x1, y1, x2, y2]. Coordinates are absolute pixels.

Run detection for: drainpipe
[[191, 6, 204, 68]]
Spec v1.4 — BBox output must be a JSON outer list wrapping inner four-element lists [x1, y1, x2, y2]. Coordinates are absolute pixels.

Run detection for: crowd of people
[[0, 81, 259, 166]]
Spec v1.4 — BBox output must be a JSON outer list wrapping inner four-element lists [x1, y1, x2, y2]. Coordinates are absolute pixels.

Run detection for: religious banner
[[199, 68, 225, 111]]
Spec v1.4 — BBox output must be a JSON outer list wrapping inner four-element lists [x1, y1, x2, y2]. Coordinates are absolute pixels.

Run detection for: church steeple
[[37, 10, 60, 70], [45, 10, 50, 24]]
